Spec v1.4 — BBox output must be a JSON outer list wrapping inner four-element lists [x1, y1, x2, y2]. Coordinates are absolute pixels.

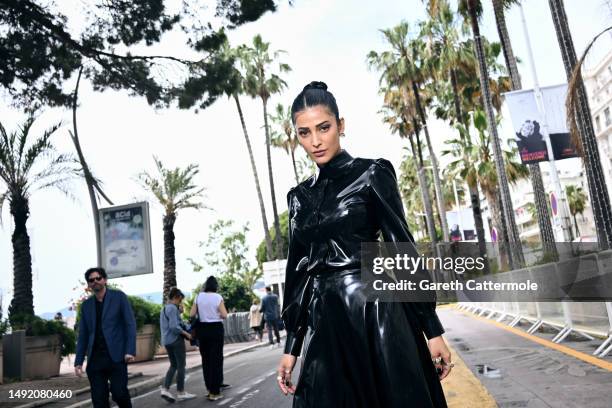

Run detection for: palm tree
[[219, 41, 274, 261], [421, 2, 488, 261], [444, 111, 528, 265], [550, 0, 612, 249], [565, 184, 587, 237], [0, 115, 78, 320], [368, 22, 449, 242], [461, 0, 525, 268], [380, 86, 439, 243], [138, 157, 206, 300], [238, 35, 291, 259], [269, 103, 299, 185], [491, 0, 558, 259]]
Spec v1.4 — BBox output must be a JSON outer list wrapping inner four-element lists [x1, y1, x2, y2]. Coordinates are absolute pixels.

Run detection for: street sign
[[550, 192, 558, 217], [263, 259, 287, 286], [98, 202, 154, 279]]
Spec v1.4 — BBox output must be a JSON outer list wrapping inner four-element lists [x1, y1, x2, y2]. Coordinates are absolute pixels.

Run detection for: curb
[[13, 373, 143, 408], [16, 340, 275, 408]]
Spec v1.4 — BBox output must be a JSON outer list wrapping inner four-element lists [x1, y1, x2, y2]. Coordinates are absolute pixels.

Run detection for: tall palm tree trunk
[[411, 81, 449, 241], [8, 193, 34, 319], [233, 94, 274, 260], [493, 0, 558, 260], [467, 0, 524, 268], [450, 67, 488, 270], [290, 147, 299, 185], [262, 97, 283, 259], [163, 211, 177, 301], [549, 0, 612, 249], [410, 119, 438, 244]]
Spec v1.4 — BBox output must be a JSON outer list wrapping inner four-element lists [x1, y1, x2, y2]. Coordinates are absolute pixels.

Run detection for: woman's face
[[294, 105, 344, 166]]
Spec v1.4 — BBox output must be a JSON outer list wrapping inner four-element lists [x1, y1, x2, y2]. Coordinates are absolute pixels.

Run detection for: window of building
[[596, 115, 601, 132], [605, 107, 611, 127]]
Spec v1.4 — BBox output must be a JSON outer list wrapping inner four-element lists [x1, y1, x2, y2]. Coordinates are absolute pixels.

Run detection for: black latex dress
[[281, 150, 447, 408]]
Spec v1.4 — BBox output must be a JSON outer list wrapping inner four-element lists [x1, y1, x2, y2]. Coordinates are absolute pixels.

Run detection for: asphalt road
[[128, 345, 298, 408]]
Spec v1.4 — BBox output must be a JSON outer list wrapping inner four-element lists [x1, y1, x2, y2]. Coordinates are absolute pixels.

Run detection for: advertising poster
[[504, 84, 578, 164], [98, 202, 154, 279]]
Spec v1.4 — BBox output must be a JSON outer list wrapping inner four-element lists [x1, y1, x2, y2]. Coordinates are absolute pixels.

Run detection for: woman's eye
[[320, 125, 330, 132], [298, 130, 308, 137]]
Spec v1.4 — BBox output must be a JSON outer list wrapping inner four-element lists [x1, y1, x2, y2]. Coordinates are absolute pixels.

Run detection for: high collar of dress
[[312, 149, 353, 186]]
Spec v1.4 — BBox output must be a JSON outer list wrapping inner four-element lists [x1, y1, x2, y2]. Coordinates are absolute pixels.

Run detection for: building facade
[[584, 48, 612, 204]]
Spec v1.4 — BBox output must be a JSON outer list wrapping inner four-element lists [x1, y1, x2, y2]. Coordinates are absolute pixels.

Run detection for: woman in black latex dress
[[276, 81, 452, 408]]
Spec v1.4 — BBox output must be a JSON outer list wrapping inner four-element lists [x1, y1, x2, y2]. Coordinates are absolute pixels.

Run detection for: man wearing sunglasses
[[74, 267, 137, 408]]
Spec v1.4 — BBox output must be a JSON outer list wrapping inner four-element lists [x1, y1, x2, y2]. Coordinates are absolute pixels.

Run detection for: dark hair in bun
[[291, 81, 340, 124]]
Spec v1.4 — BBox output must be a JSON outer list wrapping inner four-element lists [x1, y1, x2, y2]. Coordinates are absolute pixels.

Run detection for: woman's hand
[[428, 335, 453, 380], [277, 353, 297, 395]]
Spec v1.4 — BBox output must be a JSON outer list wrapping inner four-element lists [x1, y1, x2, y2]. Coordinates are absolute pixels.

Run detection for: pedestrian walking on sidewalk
[[276, 82, 453, 407], [190, 276, 229, 401], [160, 287, 196, 402], [74, 267, 137, 408], [249, 298, 264, 342], [261, 287, 281, 347]]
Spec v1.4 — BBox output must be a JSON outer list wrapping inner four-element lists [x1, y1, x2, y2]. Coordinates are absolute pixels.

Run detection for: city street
[[124, 345, 296, 408]]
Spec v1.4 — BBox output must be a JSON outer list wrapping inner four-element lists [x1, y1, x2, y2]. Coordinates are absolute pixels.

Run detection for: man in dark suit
[[75, 267, 137, 408], [260, 286, 281, 347]]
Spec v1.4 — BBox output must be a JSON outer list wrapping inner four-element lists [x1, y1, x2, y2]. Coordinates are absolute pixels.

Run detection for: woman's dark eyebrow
[[298, 120, 330, 131]]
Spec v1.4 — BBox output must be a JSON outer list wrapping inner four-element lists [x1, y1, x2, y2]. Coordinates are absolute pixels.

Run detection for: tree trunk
[[573, 214, 580, 237], [290, 147, 299, 185], [468, 183, 490, 273], [8, 193, 34, 320], [492, 0, 522, 90], [409, 123, 437, 244], [262, 96, 283, 259], [467, 0, 524, 268], [484, 188, 509, 270], [233, 94, 273, 260], [450, 67, 488, 268], [549, 0, 612, 249], [411, 81, 449, 241], [493, 0, 558, 260], [163, 211, 177, 301]]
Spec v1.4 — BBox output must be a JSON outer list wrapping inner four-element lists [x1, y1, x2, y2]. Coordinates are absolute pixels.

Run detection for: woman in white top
[[190, 276, 228, 401]]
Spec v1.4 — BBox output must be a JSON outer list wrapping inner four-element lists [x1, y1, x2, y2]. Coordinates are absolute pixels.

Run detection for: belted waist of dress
[[311, 267, 361, 279]]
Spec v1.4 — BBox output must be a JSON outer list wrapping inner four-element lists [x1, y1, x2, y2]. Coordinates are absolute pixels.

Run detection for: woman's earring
[[340, 132, 346, 137]]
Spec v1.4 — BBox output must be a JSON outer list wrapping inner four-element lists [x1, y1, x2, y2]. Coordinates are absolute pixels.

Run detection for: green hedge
[[9, 314, 76, 357]]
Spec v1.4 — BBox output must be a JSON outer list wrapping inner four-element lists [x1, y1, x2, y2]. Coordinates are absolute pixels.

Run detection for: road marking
[[459, 309, 612, 372], [228, 389, 260, 407], [252, 378, 265, 385], [131, 388, 160, 401], [218, 397, 234, 405], [237, 387, 251, 394]]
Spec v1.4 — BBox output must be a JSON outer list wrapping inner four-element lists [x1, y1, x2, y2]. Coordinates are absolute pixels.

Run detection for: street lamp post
[[519, 4, 573, 242]]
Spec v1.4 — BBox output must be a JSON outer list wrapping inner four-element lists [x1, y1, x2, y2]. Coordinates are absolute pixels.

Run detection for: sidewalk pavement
[[440, 304, 612, 408], [1, 337, 272, 408]]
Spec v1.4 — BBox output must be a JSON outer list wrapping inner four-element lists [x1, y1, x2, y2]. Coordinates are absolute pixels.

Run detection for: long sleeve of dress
[[370, 159, 445, 340], [282, 189, 312, 356]]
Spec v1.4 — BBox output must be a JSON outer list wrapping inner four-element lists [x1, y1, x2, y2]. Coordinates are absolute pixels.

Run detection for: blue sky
[[1, 0, 611, 314]]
